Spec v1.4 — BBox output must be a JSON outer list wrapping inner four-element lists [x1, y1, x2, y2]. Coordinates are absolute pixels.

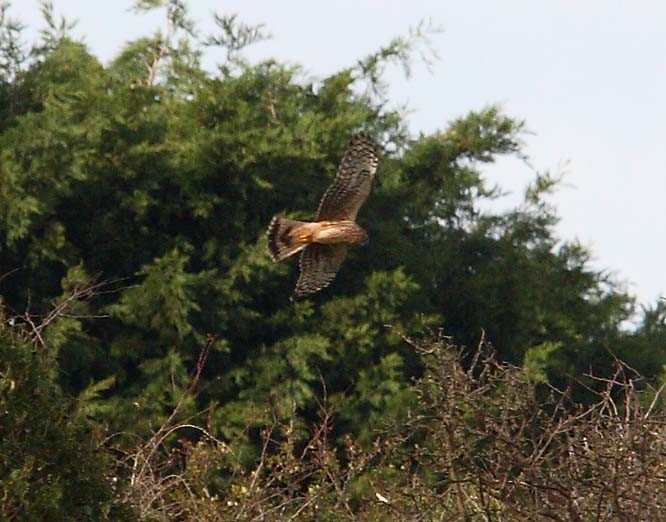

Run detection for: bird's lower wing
[[293, 244, 348, 298]]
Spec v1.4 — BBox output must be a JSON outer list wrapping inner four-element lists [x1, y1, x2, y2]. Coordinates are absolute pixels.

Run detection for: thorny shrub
[[116, 331, 666, 521]]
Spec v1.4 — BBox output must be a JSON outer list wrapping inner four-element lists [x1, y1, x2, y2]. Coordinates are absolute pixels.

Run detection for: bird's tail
[[266, 216, 309, 262]]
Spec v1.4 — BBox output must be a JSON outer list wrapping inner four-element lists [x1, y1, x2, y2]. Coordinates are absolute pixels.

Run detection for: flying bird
[[267, 133, 379, 297]]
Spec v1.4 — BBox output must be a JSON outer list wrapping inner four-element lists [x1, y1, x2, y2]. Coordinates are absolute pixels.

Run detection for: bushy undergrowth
[[100, 330, 666, 521], [3, 296, 666, 521], [0, 311, 135, 521]]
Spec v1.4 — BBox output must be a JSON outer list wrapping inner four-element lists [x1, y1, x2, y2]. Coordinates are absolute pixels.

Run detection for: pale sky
[[9, 1, 666, 307]]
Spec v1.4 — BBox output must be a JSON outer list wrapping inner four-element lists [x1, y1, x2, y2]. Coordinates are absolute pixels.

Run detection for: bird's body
[[301, 220, 368, 245], [268, 218, 367, 255], [267, 133, 379, 297]]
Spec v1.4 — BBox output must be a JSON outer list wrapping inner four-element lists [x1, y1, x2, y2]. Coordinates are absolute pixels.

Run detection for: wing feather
[[293, 244, 348, 297], [315, 133, 379, 221]]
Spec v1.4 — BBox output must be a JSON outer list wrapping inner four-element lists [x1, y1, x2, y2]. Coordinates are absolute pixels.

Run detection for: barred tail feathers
[[267, 216, 309, 262]]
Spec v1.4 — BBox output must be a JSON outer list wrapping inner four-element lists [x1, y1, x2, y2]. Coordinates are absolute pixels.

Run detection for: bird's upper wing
[[293, 244, 348, 297], [315, 133, 379, 221]]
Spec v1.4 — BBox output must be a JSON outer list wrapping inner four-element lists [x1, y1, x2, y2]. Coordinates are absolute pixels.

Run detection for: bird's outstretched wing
[[315, 133, 379, 221], [293, 244, 348, 297]]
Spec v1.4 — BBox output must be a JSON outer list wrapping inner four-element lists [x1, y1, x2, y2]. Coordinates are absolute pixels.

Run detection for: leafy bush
[[0, 309, 135, 520]]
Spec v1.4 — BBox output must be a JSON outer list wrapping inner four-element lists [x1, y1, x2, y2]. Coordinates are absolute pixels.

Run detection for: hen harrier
[[267, 133, 379, 297]]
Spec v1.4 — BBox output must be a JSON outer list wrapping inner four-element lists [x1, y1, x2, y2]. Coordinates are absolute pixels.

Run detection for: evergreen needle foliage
[[1, 1, 666, 519]]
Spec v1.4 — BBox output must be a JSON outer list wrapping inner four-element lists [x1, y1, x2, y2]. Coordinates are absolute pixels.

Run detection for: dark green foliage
[[0, 312, 135, 520]]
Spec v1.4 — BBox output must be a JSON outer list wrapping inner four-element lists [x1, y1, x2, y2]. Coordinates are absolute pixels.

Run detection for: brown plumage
[[267, 133, 379, 297]]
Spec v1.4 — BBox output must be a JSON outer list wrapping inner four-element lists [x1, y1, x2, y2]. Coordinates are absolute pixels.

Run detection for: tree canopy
[[2, 1, 666, 519]]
